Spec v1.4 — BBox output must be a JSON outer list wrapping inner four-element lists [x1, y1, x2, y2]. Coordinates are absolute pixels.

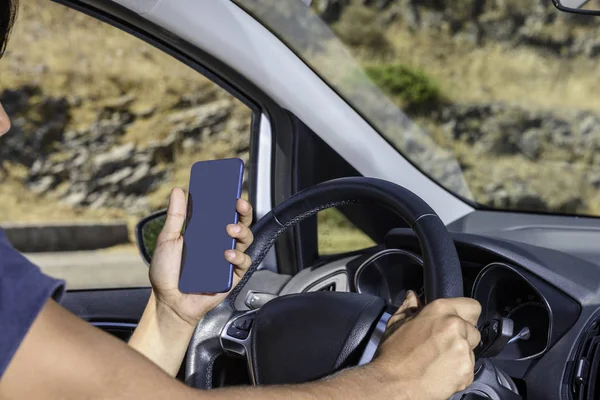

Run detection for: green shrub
[[333, 5, 389, 51], [364, 64, 444, 110]]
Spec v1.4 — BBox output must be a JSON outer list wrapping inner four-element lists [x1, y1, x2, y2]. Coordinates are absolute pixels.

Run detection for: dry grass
[[385, 28, 600, 113], [0, 164, 126, 223]]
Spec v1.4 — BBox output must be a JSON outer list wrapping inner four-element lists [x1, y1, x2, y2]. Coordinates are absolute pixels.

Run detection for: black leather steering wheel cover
[[186, 177, 463, 388]]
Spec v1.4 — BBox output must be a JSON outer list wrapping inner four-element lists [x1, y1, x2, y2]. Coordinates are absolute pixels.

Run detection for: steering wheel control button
[[226, 326, 250, 340], [221, 310, 258, 357], [245, 290, 278, 310], [232, 314, 255, 331]]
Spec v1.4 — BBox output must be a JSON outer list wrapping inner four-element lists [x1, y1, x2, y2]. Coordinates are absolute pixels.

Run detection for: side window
[[318, 209, 375, 255], [294, 122, 376, 256], [0, 2, 253, 289]]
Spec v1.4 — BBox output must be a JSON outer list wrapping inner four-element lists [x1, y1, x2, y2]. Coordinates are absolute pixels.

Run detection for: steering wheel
[[185, 177, 463, 388]]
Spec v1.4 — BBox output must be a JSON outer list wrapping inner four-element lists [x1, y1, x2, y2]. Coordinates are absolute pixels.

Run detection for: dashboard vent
[[572, 320, 600, 400]]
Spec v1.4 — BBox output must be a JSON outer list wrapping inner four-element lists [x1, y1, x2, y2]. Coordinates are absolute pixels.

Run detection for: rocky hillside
[[311, 0, 600, 216], [0, 84, 250, 215], [319, 0, 600, 57], [3, 0, 600, 234], [0, 0, 251, 224]]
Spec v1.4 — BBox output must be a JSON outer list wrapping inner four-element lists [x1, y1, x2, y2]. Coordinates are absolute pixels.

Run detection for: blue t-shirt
[[0, 229, 65, 377]]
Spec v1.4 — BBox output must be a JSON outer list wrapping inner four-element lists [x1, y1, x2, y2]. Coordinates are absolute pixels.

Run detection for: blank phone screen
[[179, 158, 244, 294]]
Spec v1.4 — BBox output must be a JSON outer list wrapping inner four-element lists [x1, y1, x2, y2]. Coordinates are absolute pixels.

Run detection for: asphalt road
[[24, 250, 150, 290]]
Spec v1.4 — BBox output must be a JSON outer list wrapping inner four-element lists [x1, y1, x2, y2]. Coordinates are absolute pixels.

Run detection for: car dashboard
[[245, 227, 600, 399]]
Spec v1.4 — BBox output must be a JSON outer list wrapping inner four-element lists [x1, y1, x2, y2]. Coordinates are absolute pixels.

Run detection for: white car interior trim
[[256, 113, 277, 272], [108, 0, 474, 224]]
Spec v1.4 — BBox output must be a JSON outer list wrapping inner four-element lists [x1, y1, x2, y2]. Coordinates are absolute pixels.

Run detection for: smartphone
[[178, 158, 244, 294]]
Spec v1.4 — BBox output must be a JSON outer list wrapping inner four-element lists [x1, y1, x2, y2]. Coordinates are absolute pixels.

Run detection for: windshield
[[235, 0, 600, 217]]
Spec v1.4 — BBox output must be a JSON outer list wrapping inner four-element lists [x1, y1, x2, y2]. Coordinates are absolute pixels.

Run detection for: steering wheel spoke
[[357, 311, 393, 366], [220, 310, 258, 384]]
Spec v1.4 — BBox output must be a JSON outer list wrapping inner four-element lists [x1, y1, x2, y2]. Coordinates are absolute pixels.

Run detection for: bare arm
[[127, 292, 194, 376], [0, 299, 391, 400], [128, 190, 254, 376]]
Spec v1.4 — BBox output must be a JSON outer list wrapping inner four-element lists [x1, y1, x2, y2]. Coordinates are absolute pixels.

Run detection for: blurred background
[[2, 0, 600, 288]]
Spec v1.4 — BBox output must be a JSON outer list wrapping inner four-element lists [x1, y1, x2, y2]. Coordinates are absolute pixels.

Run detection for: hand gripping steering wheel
[[185, 177, 463, 388]]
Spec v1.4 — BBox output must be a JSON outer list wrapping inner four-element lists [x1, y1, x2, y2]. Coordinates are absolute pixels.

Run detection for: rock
[[122, 164, 156, 194], [62, 191, 88, 206], [29, 159, 45, 178], [455, 21, 482, 45], [29, 176, 56, 194], [90, 119, 128, 140], [518, 129, 542, 160], [88, 192, 111, 209], [173, 91, 218, 109], [573, 35, 600, 58], [517, 19, 572, 54], [182, 138, 196, 150], [479, 11, 518, 41], [123, 195, 149, 214], [48, 163, 70, 181], [103, 95, 135, 111], [33, 121, 65, 151], [92, 143, 136, 178], [147, 132, 180, 163], [72, 150, 89, 168], [168, 101, 232, 139], [98, 167, 134, 187], [136, 107, 156, 118], [133, 152, 153, 165]]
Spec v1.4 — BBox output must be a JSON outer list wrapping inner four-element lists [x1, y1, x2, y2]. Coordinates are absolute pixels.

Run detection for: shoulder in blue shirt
[[0, 228, 65, 377]]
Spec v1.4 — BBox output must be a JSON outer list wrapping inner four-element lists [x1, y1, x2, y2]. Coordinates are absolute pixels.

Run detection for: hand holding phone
[[179, 158, 244, 294], [147, 187, 253, 328]]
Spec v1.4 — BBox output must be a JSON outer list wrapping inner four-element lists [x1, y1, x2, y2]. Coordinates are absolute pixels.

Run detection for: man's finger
[[434, 298, 482, 327], [454, 299, 482, 327], [237, 198, 253, 227], [158, 188, 187, 242], [387, 290, 420, 328], [227, 223, 254, 252], [465, 323, 481, 350], [225, 250, 252, 278]]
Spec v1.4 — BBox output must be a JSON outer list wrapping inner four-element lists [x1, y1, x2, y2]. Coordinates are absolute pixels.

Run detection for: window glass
[[318, 208, 375, 255], [236, 0, 600, 217], [0, 1, 253, 289]]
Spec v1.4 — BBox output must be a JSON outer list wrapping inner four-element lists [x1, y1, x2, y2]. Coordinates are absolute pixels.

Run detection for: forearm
[[128, 291, 195, 376], [3, 300, 411, 400]]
